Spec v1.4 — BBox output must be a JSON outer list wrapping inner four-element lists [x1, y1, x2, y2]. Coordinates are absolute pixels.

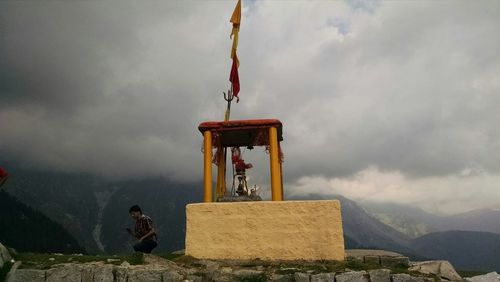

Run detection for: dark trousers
[[133, 239, 157, 254]]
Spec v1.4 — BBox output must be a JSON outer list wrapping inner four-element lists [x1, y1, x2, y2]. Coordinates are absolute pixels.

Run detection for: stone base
[[185, 200, 345, 261]]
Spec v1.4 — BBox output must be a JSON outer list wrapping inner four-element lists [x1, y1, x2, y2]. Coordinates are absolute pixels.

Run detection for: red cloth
[[231, 147, 252, 171], [229, 55, 240, 102], [0, 167, 8, 178]]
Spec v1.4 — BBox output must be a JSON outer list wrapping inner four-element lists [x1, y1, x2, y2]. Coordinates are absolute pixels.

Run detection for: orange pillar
[[269, 127, 283, 201], [203, 131, 213, 202]]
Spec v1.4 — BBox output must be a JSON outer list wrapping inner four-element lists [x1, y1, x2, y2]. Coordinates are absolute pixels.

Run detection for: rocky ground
[[1, 243, 499, 282]]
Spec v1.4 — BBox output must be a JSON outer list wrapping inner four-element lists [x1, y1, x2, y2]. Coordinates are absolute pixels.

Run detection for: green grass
[[14, 253, 144, 269], [156, 253, 183, 261]]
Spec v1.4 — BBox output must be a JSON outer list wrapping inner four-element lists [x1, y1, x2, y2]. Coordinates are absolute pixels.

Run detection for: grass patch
[[14, 253, 144, 269], [156, 253, 183, 261]]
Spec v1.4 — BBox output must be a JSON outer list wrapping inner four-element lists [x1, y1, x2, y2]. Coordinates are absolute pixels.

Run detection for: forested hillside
[[0, 190, 84, 254]]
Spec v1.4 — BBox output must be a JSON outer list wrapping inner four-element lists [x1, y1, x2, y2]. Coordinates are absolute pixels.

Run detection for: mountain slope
[[362, 202, 500, 237], [410, 230, 500, 272], [2, 165, 203, 254], [361, 202, 441, 238], [4, 168, 103, 252], [0, 190, 84, 253]]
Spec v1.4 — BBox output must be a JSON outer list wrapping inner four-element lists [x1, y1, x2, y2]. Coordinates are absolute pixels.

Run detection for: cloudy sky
[[1, 0, 499, 214]]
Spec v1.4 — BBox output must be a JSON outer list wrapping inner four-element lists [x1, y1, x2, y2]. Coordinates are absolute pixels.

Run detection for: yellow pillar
[[269, 127, 283, 201], [216, 149, 226, 199], [203, 131, 213, 202]]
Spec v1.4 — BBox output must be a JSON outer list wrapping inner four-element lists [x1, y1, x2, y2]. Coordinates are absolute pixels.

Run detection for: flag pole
[[217, 0, 241, 199]]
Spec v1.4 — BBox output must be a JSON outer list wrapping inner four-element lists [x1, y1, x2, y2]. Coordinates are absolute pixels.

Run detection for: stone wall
[[185, 200, 345, 261]]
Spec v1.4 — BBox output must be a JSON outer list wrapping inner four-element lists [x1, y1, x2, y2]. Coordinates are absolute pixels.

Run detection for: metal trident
[[223, 84, 234, 122]]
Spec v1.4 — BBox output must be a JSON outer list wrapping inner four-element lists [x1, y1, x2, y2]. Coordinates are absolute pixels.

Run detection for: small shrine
[[198, 119, 284, 202]]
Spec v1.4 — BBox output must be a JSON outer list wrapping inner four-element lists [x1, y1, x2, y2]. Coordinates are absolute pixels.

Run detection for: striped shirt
[[134, 214, 156, 241]]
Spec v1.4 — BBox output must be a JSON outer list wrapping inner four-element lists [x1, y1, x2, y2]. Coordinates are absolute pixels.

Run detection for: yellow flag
[[230, 0, 241, 63], [230, 0, 241, 25]]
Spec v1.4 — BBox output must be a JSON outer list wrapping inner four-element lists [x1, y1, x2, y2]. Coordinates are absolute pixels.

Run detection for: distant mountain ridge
[[4, 165, 500, 271], [362, 201, 500, 238]]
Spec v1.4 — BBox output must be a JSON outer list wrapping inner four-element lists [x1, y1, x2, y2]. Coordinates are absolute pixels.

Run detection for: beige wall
[[185, 200, 345, 261]]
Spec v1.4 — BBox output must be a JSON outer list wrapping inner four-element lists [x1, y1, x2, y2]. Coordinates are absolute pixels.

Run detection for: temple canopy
[[198, 119, 283, 148]]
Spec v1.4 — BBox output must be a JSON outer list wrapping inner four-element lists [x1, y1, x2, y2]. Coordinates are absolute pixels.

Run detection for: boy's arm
[[139, 228, 156, 242]]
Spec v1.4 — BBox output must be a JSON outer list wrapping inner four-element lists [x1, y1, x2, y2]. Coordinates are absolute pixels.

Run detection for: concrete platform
[[185, 200, 345, 261]]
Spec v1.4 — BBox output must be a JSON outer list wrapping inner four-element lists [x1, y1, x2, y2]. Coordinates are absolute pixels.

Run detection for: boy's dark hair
[[129, 205, 142, 214]]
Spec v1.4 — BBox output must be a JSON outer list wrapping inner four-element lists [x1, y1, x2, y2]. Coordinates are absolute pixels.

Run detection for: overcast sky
[[1, 0, 499, 214]]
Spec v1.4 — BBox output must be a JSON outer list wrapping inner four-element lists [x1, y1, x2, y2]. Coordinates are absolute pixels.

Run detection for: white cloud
[[288, 167, 500, 214]]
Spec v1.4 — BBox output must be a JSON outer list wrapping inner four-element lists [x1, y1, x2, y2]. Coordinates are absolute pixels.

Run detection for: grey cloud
[[1, 0, 499, 200]]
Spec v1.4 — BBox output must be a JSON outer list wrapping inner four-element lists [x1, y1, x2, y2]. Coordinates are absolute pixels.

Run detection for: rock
[[232, 269, 264, 277], [465, 272, 500, 282], [294, 272, 310, 282], [270, 273, 294, 281], [114, 267, 128, 282], [7, 248, 18, 257], [0, 242, 13, 268], [221, 266, 232, 274], [46, 264, 83, 282], [49, 258, 55, 261], [392, 273, 425, 282], [120, 261, 131, 267], [202, 260, 219, 272], [127, 269, 163, 282], [185, 275, 202, 282], [6, 269, 45, 282], [93, 264, 114, 282], [81, 265, 94, 282], [172, 249, 185, 255], [368, 269, 391, 282], [81, 264, 111, 282], [310, 272, 335, 282], [280, 267, 300, 272], [336, 271, 369, 282], [106, 258, 121, 263], [163, 270, 183, 282], [409, 260, 462, 281]]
